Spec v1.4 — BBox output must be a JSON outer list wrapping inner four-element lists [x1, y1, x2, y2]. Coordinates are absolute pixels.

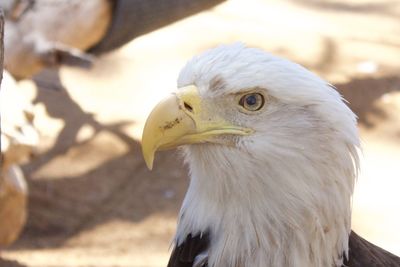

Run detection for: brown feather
[[167, 232, 210, 267], [343, 231, 400, 267], [166, 230, 400, 267]]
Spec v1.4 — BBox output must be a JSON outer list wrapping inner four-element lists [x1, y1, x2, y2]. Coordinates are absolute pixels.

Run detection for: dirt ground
[[2, 0, 400, 266]]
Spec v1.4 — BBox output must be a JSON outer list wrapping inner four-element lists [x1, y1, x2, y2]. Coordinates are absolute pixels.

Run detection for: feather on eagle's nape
[[141, 43, 400, 267]]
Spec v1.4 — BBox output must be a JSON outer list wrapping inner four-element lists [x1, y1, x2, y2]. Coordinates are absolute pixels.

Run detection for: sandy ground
[[2, 0, 400, 266]]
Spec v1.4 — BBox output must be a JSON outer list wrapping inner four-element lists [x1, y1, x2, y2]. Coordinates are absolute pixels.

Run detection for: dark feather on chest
[[167, 230, 400, 267], [343, 231, 400, 267], [167, 232, 210, 267]]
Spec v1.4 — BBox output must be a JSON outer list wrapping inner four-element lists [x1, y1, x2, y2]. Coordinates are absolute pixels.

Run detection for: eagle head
[[142, 43, 360, 267]]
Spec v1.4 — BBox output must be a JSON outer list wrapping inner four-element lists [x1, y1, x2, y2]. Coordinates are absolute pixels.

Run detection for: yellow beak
[[141, 85, 253, 169]]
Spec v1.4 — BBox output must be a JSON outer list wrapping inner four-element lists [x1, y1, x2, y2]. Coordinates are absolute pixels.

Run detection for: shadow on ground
[[334, 75, 400, 128]]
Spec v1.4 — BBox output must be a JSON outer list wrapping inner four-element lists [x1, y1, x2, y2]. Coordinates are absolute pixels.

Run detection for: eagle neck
[[176, 143, 357, 267]]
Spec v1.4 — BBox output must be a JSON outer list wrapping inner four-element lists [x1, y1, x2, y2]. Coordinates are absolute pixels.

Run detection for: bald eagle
[[141, 44, 400, 267]]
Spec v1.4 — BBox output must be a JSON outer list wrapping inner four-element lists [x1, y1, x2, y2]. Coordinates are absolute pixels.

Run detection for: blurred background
[[0, 0, 399, 266]]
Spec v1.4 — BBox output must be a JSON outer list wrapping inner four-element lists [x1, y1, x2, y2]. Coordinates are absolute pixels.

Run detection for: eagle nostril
[[184, 102, 194, 113]]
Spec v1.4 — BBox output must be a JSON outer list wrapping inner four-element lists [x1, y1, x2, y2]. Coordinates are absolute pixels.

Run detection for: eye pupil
[[246, 95, 257, 106], [239, 93, 265, 112]]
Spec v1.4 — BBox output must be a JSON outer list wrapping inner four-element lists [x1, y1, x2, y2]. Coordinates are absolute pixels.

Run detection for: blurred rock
[[2, 0, 226, 79], [3, 0, 112, 79]]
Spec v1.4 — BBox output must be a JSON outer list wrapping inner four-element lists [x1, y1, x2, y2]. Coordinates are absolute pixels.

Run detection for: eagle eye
[[239, 93, 265, 111]]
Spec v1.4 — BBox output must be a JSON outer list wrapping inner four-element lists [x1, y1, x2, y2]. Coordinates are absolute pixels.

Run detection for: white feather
[[175, 43, 360, 267]]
